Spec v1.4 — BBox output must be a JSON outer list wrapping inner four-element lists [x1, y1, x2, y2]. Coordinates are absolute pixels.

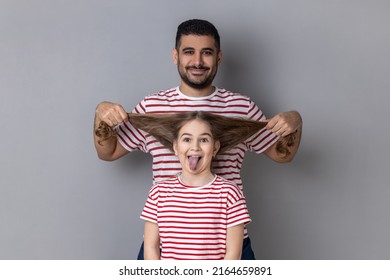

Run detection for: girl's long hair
[[95, 111, 296, 158]]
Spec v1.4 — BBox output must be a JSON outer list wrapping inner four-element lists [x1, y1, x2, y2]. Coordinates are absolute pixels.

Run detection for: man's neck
[[179, 83, 215, 97]]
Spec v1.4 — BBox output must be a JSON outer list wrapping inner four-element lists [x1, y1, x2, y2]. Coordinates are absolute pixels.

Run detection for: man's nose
[[193, 52, 203, 67]]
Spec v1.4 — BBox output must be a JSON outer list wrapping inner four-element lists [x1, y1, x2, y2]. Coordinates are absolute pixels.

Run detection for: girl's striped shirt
[[140, 175, 251, 260]]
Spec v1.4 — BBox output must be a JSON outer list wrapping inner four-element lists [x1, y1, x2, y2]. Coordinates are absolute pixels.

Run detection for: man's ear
[[217, 50, 223, 65], [173, 48, 178, 65]]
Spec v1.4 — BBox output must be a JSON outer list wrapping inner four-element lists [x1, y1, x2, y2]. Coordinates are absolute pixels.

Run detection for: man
[[94, 19, 302, 259]]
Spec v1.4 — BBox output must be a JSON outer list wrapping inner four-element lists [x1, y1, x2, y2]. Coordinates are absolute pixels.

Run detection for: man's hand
[[264, 111, 302, 163], [265, 111, 302, 137], [95, 101, 128, 127], [94, 101, 129, 161]]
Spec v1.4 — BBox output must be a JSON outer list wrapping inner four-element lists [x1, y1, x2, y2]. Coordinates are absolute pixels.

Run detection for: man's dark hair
[[175, 19, 220, 50]]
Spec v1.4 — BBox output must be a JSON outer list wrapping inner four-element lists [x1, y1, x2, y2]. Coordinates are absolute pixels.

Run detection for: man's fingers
[[109, 104, 128, 124], [119, 109, 129, 122], [98, 103, 128, 126], [264, 118, 276, 130]]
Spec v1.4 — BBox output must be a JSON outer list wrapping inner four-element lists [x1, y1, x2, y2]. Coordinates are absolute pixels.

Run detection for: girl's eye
[[200, 138, 209, 143], [183, 137, 191, 142]]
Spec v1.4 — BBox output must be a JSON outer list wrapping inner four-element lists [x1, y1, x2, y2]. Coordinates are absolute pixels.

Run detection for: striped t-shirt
[[140, 175, 251, 260], [117, 87, 279, 189]]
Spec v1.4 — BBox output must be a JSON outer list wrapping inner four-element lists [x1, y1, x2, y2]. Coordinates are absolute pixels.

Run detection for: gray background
[[1, 0, 389, 259]]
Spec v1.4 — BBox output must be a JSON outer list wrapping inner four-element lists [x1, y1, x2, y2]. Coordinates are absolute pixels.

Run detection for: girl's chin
[[183, 168, 211, 176]]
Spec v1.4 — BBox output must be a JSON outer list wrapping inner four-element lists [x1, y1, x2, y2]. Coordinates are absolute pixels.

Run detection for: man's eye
[[202, 51, 213, 56], [184, 50, 194, 55]]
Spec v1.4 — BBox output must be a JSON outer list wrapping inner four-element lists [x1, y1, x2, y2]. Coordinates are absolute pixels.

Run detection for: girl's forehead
[[179, 119, 212, 133]]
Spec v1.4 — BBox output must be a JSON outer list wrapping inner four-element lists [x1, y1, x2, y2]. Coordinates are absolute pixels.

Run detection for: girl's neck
[[179, 172, 216, 187]]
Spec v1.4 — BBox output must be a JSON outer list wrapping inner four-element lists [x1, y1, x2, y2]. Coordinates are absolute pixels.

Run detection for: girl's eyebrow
[[180, 132, 212, 137], [180, 133, 193, 137], [200, 133, 213, 137]]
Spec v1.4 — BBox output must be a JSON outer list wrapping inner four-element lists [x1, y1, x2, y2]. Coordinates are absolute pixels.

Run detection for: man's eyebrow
[[181, 47, 215, 52]]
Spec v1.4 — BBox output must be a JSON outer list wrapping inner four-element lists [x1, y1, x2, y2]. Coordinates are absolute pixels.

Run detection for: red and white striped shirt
[[117, 87, 279, 189], [140, 175, 251, 260]]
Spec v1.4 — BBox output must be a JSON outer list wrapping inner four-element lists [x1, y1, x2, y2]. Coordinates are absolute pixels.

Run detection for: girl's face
[[173, 119, 220, 178]]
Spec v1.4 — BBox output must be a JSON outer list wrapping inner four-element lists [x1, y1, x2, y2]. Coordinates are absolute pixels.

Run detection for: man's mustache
[[186, 66, 210, 70]]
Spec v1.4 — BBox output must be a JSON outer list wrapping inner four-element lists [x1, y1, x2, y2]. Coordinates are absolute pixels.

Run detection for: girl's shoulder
[[213, 175, 241, 191]]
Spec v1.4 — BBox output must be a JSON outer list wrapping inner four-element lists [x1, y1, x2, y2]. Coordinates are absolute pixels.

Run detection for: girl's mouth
[[188, 156, 201, 171]]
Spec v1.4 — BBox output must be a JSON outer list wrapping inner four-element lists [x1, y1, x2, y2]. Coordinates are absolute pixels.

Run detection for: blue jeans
[[137, 236, 256, 260]]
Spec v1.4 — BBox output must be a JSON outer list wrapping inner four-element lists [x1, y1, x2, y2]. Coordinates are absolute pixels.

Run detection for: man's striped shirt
[[117, 87, 279, 189]]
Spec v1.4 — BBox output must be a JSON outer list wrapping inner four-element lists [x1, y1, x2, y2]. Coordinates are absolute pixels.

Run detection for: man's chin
[[185, 80, 212, 90]]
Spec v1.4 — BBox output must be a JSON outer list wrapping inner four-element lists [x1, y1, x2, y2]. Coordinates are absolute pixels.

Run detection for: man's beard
[[178, 65, 218, 90]]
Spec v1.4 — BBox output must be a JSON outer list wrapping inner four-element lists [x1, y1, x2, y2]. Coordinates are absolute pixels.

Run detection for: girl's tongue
[[188, 156, 201, 171]]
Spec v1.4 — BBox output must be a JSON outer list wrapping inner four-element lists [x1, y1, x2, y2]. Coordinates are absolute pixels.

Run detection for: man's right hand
[[95, 101, 128, 127], [94, 101, 129, 161]]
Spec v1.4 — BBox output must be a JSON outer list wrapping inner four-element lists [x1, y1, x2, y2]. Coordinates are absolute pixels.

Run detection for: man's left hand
[[265, 111, 302, 137]]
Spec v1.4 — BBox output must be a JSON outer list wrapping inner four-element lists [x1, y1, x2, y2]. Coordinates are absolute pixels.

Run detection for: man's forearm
[[264, 125, 302, 163], [93, 116, 126, 161]]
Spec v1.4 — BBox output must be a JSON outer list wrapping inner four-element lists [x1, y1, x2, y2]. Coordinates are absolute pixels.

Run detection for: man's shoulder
[[214, 88, 251, 101], [138, 88, 180, 112], [144, 87, 179, 99]]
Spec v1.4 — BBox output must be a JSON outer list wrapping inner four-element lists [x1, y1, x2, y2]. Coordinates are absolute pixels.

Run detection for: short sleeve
[[226, 186, 251, 228], [245, 99, 280, 154], [116, 99, 148, 152], [140, 186, 159, 224]]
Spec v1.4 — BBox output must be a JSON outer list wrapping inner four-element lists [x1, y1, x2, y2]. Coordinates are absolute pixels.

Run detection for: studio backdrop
[[1, 0, 390, 259]]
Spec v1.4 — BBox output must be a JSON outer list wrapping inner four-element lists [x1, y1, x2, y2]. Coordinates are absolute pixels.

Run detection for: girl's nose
[[190, 141, 200, 150]]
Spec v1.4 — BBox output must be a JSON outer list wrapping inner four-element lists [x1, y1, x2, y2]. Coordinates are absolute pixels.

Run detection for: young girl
[[96, 111, 296, 260]]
